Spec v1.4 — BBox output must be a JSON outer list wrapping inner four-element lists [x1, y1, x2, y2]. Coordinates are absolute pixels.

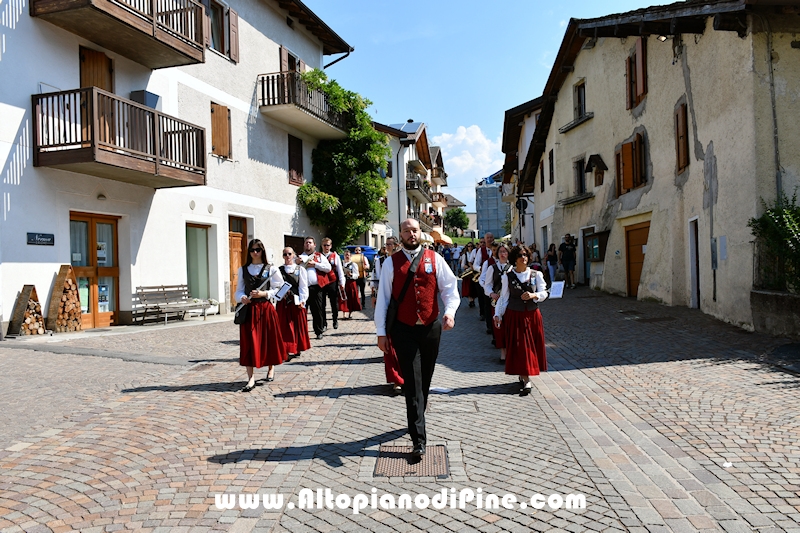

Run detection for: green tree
[[502, 211, 512, 236], [444, 207, 469, 235], [296, 69, 391, 247], [748, 191, 800, 292]]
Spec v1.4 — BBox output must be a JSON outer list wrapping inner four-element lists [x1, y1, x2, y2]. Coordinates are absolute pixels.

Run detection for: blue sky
[[305, 0, 661, 211]]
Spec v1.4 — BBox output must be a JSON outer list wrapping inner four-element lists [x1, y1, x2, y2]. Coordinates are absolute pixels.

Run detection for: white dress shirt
[[343, 261, 359, 280], [473, 247, 493, 272], [374, 246, 461, 336], [234, 263, 285, 303], [493, 268, 549, 318], [327, 252, 346, 287], [281, 263, 309, 304], [298, 252, 331, 286]]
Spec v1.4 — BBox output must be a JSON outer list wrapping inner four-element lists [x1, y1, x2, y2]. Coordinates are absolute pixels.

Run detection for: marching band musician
[[493, 245, 549, 396], [277, 247, 311, 360], [482, 243, 511, 362], [478, 242, 500, 336], [372, 236, 403, 393], [235, 239, 287, 392], [320, 238, 346, 331], [297, 236, 332, 340], [340, 249, 362, 319]]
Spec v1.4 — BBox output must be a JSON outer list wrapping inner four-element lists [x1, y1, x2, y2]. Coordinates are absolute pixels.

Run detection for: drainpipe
[[396, 144, 404, 233], [323, 48, 354, 69], [752, 12, 783, 203]]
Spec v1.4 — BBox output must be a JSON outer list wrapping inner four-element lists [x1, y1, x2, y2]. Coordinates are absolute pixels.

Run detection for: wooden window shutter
[[635, 37, 647, 99], [228, 8, 239, 62], [211, 102, 230, 158], [279, 46, 289, 72], [298, 59, 305, 72], [226, 107, 232, 159], [676, 103, 688, 171], [621, 141, 634, 190], [288, 134, 303, 184], [201, 0, 211, 47], [540, 160, 545, 192], [634, 133, 645, 186], [625, 56, 632, 110], [615, 151, 622, 197], [549, 149, 554, 184]]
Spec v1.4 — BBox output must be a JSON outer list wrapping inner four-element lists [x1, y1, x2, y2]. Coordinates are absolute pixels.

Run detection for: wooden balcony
[[431, 192, 447, 208], [257, 72, 347, 140], [431, 166, 447, 186], [31, 0, 204, 68], [33, 87, 206, 189], [406, 174, 432, 204]]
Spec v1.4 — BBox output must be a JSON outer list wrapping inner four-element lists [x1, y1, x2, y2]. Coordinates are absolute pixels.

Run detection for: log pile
[[54, 277, 82, 332], [20, 299, 46, 335]]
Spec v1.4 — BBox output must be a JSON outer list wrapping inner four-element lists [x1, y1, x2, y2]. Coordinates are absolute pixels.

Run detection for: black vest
[[243, 264, 269, 301], [505, 270, 538, 312], [491, 260, 511, 294], [279, 265, 300, 300]]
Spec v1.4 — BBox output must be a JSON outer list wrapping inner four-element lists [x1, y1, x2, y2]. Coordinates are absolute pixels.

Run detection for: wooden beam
[[639, 21, 671, 35], [713, 13, 748, 37], [670, 17, 706, 35]]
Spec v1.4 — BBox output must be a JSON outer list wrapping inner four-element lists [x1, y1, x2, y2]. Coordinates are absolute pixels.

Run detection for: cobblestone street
[[1, 287, 798, 533]]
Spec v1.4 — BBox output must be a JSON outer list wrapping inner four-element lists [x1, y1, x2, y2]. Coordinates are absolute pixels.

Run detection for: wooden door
[[80, 47, 113, 91], [70, 212, 120, 329], [228, 216, 247, 310], [625, 221, 650, 297]]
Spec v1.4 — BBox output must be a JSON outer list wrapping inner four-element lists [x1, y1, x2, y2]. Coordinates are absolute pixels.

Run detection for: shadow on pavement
[[206, 429, 407, 467], [286, 357, 383, 367], [274, 381, 519, 399], [121, 381, 243, 393]]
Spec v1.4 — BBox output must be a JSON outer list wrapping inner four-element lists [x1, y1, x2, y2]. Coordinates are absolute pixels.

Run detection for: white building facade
[[1, 0, 352, 329]]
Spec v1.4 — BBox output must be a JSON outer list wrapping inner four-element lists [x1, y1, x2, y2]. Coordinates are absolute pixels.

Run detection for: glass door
[[186, 224, 210, 300], [70, 213, 119, 329]]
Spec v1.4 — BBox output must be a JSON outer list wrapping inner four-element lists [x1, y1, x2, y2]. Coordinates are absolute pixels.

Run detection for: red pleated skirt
[[344, 279, 362, 311], [461, 277, 471, 298], [276, 299, 311, 355], [239, 300, 287, 368], [503, 308, 547, 376], [383, 336, 404, 385]]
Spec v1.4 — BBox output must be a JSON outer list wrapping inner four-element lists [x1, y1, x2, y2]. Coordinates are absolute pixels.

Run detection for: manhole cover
[[634, 316, 676, 323], [373, 445, 449, 478]]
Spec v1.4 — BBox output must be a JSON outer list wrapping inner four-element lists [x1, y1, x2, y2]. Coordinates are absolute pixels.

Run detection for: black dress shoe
[[240, 382, 256, 393], [411, 443, 426, 459], [316, 333, 323, 339], [266, 375, 274, 382], [333, 321, 338, 329]]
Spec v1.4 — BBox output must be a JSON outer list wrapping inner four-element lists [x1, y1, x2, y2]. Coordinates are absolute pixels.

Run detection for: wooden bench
[[135, 285, 211, 325]]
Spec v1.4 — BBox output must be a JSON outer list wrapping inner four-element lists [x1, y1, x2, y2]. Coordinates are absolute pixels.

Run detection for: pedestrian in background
[[236, 239, 287, 392], [546, 243, 558, 287], [558, 234, 578, 288], [493, 245, 548, 396], [277, 247, 310, 360]]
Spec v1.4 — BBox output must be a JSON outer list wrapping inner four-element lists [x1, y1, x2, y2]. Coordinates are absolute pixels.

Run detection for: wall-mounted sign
[[27, 233, 54, 246]]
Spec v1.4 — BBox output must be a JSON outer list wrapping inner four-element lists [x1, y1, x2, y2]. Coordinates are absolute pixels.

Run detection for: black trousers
[[357, 277, 367, 305], [308, 284, 325, 335], [322, 283, 340, 328], [391, 319, 442, 446]]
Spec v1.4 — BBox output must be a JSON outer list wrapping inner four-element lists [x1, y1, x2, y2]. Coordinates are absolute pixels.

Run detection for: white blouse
[[482, 261, 510, 297], [234, 263, 284, 304], [493, 268, 549, 318], [343, 261, 359, 280], [280, 263, 309, 304]]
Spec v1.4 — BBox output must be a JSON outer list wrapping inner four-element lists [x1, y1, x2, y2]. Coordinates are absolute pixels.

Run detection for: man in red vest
[[297, 236, 331, 339], [374, 219, 460, 460], [320, 238, 345, 330]]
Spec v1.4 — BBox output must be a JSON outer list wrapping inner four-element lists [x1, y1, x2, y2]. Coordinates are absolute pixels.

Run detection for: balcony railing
[[431, 192, 448, 208], [431, 166, 447, 186], [31, 0, 204, 68], [406, 174, 433, 203], [257, 71, 348, 139], [33, 87, 205, 188]]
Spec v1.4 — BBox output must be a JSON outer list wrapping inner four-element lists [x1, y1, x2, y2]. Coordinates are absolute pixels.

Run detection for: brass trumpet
[[472, 270, 482, 282], [459, 268, 475, 280]]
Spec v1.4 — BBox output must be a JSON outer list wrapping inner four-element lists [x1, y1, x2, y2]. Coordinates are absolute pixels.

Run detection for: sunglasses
[[250, 248, 263, 253], [282, 252, 292, 256]]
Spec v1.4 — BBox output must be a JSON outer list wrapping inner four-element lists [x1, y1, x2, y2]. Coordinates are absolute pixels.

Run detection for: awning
[[431, 231, 452, 244], [420, 232, 434, 243]]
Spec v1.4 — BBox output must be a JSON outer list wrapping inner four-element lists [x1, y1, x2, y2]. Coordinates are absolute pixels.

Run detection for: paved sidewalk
[[1, 288, 798, 532]]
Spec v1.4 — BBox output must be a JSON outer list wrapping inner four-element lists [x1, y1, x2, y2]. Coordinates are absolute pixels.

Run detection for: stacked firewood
[[54, 278, 82, 332], [20, 299, 45, 335]]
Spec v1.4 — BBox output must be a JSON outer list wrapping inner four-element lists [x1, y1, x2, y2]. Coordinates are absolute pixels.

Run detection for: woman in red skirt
[[235, 239, 287, 392], [276, 247, 311, 360], [460, 242, 476, 306], [493, 244, 548, 396], [341, 250, 362, 318], [483, 243, 512, 363]]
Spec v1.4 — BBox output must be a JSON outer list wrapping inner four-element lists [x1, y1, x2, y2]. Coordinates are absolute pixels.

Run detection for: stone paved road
[[0, 287, 797, 532]]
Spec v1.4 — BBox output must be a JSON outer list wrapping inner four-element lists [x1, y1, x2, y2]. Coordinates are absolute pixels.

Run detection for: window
[[210, 102, 231, 159], [574, 82, 586, 119], [548, 149, 555, 185], [540, 161, 545, 193], [574, 158, 586, 195], [288, 134, 303, 185], [594, 168, 604, 187], [626, 37, 647, 109], [615, 133, 647, 196], [585, 231, 610, 261], [675, 103, 689, 173], [386, 161, 392, 178], [203, 0, 239, 62]]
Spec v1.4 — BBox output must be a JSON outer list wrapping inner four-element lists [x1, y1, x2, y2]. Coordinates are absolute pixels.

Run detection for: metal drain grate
[[373, 445, 449, 478], [634, 316, 676, 323]]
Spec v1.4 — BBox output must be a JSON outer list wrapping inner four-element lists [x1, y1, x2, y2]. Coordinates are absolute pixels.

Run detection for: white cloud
[[432, 125, 503, 213], [559, 19, 567, 28]]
